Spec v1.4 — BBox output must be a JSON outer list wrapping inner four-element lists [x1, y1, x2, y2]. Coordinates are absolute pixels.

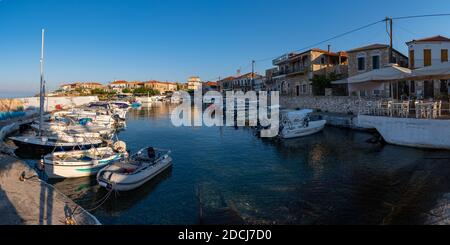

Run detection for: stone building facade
[[266, 48, 348, 96], [346, 44, 408, 97]]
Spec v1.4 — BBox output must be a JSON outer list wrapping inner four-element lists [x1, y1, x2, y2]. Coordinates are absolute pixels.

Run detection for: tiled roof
[[235, 72, 261, 79], [406, 35, 450, 44], [218, 76, 235, 82], [347, 44, 389, 53], [111, 80, 128, 84]]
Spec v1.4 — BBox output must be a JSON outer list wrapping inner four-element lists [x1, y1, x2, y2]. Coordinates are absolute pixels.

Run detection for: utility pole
[[386, 17, 394, 64], [251, 60, 255, 91]]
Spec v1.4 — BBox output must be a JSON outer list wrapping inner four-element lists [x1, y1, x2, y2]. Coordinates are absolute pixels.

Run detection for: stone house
[[230, 72, 263, 92], [345, 44, 408, 97], [268, 48, 348, 96], [144, 81, 177, 94], [217, 76, 235, 92]]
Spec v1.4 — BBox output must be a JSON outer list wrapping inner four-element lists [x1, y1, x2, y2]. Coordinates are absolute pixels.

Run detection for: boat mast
[[39, 29, 45, 136]]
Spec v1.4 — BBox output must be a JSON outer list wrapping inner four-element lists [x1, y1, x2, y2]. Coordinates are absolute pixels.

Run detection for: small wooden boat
[[43, 145, 128, 179], [97, 147, 172, 191]]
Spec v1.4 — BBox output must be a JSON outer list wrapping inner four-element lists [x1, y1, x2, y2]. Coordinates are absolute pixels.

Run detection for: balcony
[[272, 66, 307, 78]]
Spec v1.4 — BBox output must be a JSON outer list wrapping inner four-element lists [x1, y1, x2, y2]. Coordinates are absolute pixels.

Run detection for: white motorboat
[[97, 147, 172, 191], [43, 143, 127, 179], [9, 135, 104, 155], [30, 122, 113, 138], [279, 109, 326, 139]]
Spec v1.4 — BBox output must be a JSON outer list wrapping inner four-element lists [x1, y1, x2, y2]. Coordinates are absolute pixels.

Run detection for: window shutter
[[424, 49, 432, 67], [442, 49, 448, 62]]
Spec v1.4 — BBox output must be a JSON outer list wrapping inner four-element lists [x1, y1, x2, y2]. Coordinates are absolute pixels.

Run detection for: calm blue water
[[46, 103, 450, 225]]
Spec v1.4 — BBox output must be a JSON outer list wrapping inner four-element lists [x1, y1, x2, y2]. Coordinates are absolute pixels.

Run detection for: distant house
[[145, 81, 177, 94], [187, 76, 202, 90], [126, 81, 145, 89], [60, 82, 104, 92], [109, 80, 128, 93], [407, 35, 450, 99], [60, 83, 80, 92], [231, 73, 263, 92], [80, 82, 104, 90], [203, 81, 218, 93], [217, 76, 235, 92]]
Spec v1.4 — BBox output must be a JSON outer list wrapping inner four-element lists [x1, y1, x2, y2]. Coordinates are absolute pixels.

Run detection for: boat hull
[[97, 156, 172, 191], [357, 115, 450, 150], [11, 138, 103, 156], [281, 120, 326, 139], [44, 154, 123, 179]]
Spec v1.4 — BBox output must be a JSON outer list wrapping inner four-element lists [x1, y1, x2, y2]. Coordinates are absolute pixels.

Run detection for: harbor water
[[24, 103, 450, 224]]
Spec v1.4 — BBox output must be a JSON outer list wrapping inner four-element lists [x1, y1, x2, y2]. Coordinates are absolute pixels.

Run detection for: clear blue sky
[[1, 0, 450, 97]]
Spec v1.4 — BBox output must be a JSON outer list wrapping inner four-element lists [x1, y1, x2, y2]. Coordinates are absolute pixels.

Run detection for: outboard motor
[[113, 141, 127, 153]]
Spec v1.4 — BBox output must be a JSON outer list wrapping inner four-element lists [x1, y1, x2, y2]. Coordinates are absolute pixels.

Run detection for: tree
[[122, 88, 132, 94], [311, 73, 342, 96], [132, 87, 160, 96]]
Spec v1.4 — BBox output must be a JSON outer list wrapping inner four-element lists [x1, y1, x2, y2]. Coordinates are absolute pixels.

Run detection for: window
[[302, 84, 307, 94], [410, 81, 415, 94], [357, 57, 365, 71], [372, 55, 380, 69], [409, 50, 415, 68], [359, 90, 367, 97], [424, 49, 432, 66], [373, 90, 381, 96], [441, 80, 448, 93], [321, 57, 325, 64], [296, 85, 300, 96], [442, 49, 448, 62]]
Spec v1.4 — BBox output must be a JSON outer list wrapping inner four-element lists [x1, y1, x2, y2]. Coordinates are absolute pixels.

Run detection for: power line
[[218, 13, 450, 81], [392, 13, 450, 20], [255, 19, 385, 63]]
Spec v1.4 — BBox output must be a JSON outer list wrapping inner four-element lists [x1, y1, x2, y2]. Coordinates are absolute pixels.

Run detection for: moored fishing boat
[[43, 142, 127, 179], [97, 147, 172, 191]]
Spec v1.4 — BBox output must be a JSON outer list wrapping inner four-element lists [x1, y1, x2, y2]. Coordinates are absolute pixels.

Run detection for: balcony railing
[[272, 66, 307, 77]]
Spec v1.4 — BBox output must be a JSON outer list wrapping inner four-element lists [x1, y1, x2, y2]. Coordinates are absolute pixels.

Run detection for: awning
[[409, 61, 450, 80], [347, 65, 412, 84], [331, 78, 348, 84]]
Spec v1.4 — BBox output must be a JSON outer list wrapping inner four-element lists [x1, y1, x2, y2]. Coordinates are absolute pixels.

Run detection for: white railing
[[359, 100, 445, 119]]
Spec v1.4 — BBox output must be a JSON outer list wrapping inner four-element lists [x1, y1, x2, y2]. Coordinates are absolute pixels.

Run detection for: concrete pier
[[0, 99, 101, 225], [313, 112, 370, 131], [0, 154, 100, 225]]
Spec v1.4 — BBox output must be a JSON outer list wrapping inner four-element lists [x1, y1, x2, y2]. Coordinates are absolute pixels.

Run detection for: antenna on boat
[[39, 29, 45, 136]]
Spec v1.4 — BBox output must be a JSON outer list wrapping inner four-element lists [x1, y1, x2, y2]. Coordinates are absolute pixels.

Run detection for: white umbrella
[[409, 61, 450, 80], [347, 64, 412, 84]]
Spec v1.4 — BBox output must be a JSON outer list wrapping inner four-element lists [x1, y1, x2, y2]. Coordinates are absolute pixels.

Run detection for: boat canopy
[[283, 109, 313, 122], [347, 64, 412, 84]]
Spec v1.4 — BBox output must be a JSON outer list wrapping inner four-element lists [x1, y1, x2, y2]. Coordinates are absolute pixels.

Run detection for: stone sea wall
[[280, 95, 378, 114], [0, 96, 99, 112]]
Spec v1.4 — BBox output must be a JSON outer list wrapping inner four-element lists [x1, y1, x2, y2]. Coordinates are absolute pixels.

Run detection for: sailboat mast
[[39, 29, 45, 136]]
